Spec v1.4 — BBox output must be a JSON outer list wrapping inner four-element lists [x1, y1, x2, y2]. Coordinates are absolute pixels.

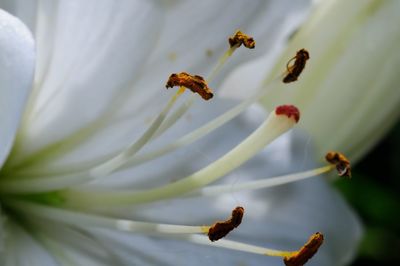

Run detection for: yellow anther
[[166, 72, 213, 100], [325, 151, 352, 178], [229, 30, 256, 49]]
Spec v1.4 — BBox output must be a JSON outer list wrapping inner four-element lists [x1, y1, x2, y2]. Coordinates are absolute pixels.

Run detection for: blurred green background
[[335, 120, 400, 265]]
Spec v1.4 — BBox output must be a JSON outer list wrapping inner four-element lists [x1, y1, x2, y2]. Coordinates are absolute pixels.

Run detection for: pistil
[[61, 105, 300, 207]]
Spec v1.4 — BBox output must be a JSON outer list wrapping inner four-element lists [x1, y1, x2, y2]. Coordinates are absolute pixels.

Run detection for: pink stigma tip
[[275, 105, 300, 123]]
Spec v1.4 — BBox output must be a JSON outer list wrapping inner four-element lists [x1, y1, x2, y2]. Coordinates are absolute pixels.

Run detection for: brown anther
[[325, 151, 352, 178], [208, 206, 244, 242], [165, 72, 213, 100], [283, 49, 310, 83], [283, 232, 324, 266], [228, 30, 255, 49]]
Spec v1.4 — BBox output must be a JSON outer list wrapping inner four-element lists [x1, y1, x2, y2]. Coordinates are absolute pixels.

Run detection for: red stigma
[[275, 105, 300, 123]]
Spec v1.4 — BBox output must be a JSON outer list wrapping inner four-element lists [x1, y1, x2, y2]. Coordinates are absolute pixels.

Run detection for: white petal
[[1, 1, 61, 91], [1, 223, 57, 266], [0, 0, 38, 32], [8, 0, 163, 163], [0, 9, 35, 167], [257, 0, 400, 161]]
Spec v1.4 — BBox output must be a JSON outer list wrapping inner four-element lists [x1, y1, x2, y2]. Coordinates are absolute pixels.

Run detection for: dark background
[[335, 120, 400, 265]]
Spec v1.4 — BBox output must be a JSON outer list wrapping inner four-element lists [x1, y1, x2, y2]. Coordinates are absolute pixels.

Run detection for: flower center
[[0, 30, 349, 265]]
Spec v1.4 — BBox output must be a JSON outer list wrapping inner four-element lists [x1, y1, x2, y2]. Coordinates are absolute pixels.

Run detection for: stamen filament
[[180, 234, 295, 257], [207, 46, 238, 82], [61, 106, 299, 207], [89, 87, 185, 178], [151, 96, 195, 140], [188, 165, 335, 197], [209, 30, 255, 82], [22, 225, 76, 266], [5, 200, 208, 235]]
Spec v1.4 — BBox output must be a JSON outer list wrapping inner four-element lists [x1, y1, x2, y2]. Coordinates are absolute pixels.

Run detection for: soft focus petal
[[270, 0, 400, 162], [228, 0, 400, 162], [0, 9, 35, 167]]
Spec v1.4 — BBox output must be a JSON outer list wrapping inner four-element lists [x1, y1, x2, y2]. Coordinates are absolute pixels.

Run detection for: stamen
[[283, 232, 324, 266], [6, 200, 247, 243], [283, 49, 310, 83], [207, 30, 255, 82], [208, 206, 244, 241], [166, 72, 213, 100], [325, 151, 352, 178], [61, 104, 300, 207], [181, 232, 323, 264], [228, 30, 256, 49], [184, 234, 294, 257], [188, 165, 335, 198], [8, 199, 322, 265]]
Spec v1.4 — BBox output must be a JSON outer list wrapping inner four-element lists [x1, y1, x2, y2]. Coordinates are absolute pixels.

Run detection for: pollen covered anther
[[283, 49, 310, 83], [166, 72, 213, 100], [208, 206, 244, 242], [275, 105, 300, 123], [283, 232, 324, 266], [325, 151, 352, 178], [229, 30, 255, 49]]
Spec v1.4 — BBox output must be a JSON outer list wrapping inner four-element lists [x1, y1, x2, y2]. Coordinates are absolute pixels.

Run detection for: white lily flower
[[0, 1, 362, 266]]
